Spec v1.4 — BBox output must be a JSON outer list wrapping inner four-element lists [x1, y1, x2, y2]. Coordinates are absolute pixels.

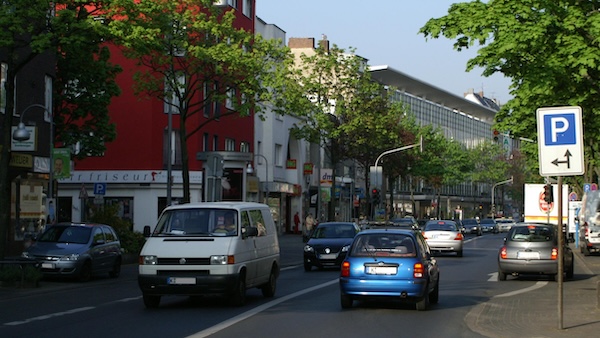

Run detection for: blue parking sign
[[543, 113, 577, 146], [94, 183, 107, 195]]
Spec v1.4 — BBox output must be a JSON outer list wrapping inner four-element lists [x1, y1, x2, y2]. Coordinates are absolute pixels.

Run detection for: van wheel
[[340, 293, 353, 309], [429, 280, 439, 304], [230, 274, 247, 306], [498, 270, 507, 281], [304, 262, 312, 272], [143, 294, 161, 308], [261, 267, 277, 298], [109, 258, 121, 278], [567, 260, 574, 279], [78, 261, 92, 282]]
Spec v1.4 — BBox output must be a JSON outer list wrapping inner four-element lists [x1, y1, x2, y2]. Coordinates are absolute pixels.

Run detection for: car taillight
[[551, 248, 558, 260], [500, 246, 507, 259], [421, 232, 427, 239], [341, 261, 350, 277], [414, 263, 424, 278], [454, 233, 464, 240]]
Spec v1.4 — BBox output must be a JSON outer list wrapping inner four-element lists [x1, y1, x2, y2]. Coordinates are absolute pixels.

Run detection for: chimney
[[288, 37, 315, 49], [319, 34, 329, 52]]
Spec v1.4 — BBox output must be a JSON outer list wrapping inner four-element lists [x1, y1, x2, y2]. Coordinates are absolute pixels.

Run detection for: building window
[[163, 128, 182, 169], [243, 0, 252, 17], [0, 63, 6, 113], [164, 72, 185, 115], [240, 141, 250, 153], [228, 0, 238, 9], [203, 82, 210, 117], [213, 81, 220, 118], [225, 87, 235, 110], [203, 133, 209, 152], [213, 135, 218, 151], [275, 143, 282, 166], [225, 138, 235, 151]]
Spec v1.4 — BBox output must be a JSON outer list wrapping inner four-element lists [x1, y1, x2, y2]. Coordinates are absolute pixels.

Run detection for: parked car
[[422, 220, 464, 257], [579, 222, 600, 256], [339, 228, 440, 311], [462, 218, 482, 236], [496, 219, 516, 233], [389, 217, 420, 230], [480, 218, 499, 233], [22, 222, 122, 282], [304, 222, 360, 271], [138, 202, 280, 308], [498, 222, 574, 281]]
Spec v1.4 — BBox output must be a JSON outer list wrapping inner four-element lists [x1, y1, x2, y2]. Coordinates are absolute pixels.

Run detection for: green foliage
[[89, 204, 146, 254], [0, 265, 21, 283], [419, 0, 600, 190]]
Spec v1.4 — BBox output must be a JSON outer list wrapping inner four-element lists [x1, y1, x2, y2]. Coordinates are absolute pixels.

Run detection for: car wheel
[[340, 293, 353, 309], [567, 260, 574, 279], [429, 280, 439, 304], [78, 261, 92, 282], [109, 258, 121, 278], [583, 245, 591, 256], [498, 270, 507, 281], [477, 231, 482, 236], [230, 274, 247, 306], [416, 289, 429, 311], [261, 266, 277, 298], [456, 250, 463, 257], [143, 294, 161, 308], [304, 262, 312, 272]]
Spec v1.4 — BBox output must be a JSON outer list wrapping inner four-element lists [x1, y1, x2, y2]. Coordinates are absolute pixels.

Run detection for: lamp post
[[12, 104, 54, 221], [491, 176, 514, 219], [247, 153, 269, 204]]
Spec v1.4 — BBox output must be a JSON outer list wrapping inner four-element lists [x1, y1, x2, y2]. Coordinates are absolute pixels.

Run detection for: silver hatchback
[[498, 223, 574, 281]]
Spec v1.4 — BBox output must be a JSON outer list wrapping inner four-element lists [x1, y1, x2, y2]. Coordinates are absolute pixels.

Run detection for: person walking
[[304, 212, 315, 241], [294, 212, 300, 234]]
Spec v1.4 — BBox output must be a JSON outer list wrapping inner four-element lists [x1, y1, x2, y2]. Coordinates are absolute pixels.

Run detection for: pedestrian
[[304, 212, 315, 241], [294, 212, 300, 234]]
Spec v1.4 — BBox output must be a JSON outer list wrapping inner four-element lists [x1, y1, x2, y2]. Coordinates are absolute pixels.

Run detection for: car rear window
[[509, 226, 553, 242], [350, 234, 416, 257], [424, 222, 458, 231]]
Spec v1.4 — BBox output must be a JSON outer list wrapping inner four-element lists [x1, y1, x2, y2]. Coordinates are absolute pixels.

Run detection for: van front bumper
[[138, 273, 239, 296]]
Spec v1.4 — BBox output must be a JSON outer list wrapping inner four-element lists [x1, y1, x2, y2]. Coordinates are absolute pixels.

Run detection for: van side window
[[241, 211, 251, 233], [249, 210, 266, 236]]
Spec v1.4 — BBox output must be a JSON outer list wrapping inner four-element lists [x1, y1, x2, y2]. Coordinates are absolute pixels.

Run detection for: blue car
[[339, 229, 440, 311]]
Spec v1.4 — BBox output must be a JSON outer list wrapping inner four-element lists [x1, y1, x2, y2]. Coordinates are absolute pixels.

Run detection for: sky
[[256, 0, 513, 105]]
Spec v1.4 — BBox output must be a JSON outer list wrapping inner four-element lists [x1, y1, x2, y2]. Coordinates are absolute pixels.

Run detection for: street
[[1, 233, 599, 338]]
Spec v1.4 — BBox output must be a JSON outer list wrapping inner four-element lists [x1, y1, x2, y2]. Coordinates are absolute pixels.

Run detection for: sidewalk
[[466, 243, 600, 338]]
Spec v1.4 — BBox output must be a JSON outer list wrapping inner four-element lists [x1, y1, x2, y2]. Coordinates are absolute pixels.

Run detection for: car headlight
[[211, 255, 229, 265], [59, 254, 80, 261], [22, 252, 31, 259], [341, 245, 350, 252], [141, 255, 158, 265], [304, 245, 314, 253]]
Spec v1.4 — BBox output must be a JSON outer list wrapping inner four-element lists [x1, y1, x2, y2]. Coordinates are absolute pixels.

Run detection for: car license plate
[[41, 263, 54, 269], [167, 277, 196, 285], [517, 251, 540, 259], [319, 253, 337, 259], [366, 266, 397, 275]]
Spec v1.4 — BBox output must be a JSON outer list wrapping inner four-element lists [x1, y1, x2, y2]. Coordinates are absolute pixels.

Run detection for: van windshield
[[153, 209, 238, 237]]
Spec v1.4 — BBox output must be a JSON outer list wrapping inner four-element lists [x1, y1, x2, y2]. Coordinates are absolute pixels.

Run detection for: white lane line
[[492, 281, 548, 298], [4, 306, 96, 326], [187, 279, 339, 338]]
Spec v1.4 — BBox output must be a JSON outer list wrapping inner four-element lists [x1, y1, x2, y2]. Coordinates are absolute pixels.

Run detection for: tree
[[106, 0, 304, 203], [0, 1, 119, 258], [419, 0, 600, 191]]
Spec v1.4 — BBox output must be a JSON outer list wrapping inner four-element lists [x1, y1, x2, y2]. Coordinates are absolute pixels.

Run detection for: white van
[[138, 202, 280, 308]]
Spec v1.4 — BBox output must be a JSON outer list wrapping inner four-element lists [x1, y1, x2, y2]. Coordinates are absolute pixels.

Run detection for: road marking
[[187, 279, 339, 338], [4, 306, 95, 326], [492, 280, 548, 298]]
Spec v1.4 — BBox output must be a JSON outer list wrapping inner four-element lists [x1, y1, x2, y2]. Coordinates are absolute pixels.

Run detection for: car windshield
[[424, 221, 458, 231], [509, 226, 554, 242], [350, 233, 416, 257], [311, 224, 356, 239], [38, 226, 91, 244], [480, 219, 495, 224], [462, 219, 478, 225], [153, 208, 238, 237]]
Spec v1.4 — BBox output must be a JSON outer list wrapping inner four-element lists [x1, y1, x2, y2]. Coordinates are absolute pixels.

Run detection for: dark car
[[498, 222, 574, 281], [339, 229, 440, 311], [22, 223, 122, 282], [389, 217, 420, 230], [462, 218, 482, 236], [304, 222, 360, 271], [480, 218, 499, 234]]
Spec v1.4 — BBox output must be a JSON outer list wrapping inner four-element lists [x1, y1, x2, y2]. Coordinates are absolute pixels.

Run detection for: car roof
[[54, 222, 109, 228], [164, 202, 268, 212], [358, 228, 417, 236], [317, 222, 357, 226]]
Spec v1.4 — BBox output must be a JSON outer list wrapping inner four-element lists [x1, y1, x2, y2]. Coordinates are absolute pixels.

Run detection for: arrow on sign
[[551, 149, 572, 168]]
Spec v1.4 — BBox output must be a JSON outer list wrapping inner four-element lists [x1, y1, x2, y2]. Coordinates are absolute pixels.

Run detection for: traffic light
[[372, 188, 380, 205], [493, 129, 500, 143], [543, 184, 554, 203]]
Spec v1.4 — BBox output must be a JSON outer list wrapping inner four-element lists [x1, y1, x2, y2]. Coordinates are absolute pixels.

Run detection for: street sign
[[536, 106, 584, 176], [94, 183, 107, 195]]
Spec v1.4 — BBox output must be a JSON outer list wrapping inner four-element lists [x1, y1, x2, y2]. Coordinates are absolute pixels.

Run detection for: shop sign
[[303, 163, 313, 175], [286, 159, 297, 169], [10, 153, 33, 168]]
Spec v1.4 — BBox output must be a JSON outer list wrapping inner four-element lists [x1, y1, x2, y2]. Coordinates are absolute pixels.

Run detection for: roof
[[164, 202, 269, 211], [369, 65, 498, 123]]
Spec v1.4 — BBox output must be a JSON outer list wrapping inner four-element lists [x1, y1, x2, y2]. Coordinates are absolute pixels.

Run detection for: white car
[[496, 219, 516, 233], [422, 220, 464, 257]]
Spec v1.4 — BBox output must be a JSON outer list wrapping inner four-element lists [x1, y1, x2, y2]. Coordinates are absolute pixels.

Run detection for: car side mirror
[[143, 225, 151, 237]]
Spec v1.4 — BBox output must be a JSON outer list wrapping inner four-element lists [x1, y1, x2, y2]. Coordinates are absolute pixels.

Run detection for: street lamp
[[246, 153, 269, 204], [12, 103, 55, 221], [491, 176, 514, 219]]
